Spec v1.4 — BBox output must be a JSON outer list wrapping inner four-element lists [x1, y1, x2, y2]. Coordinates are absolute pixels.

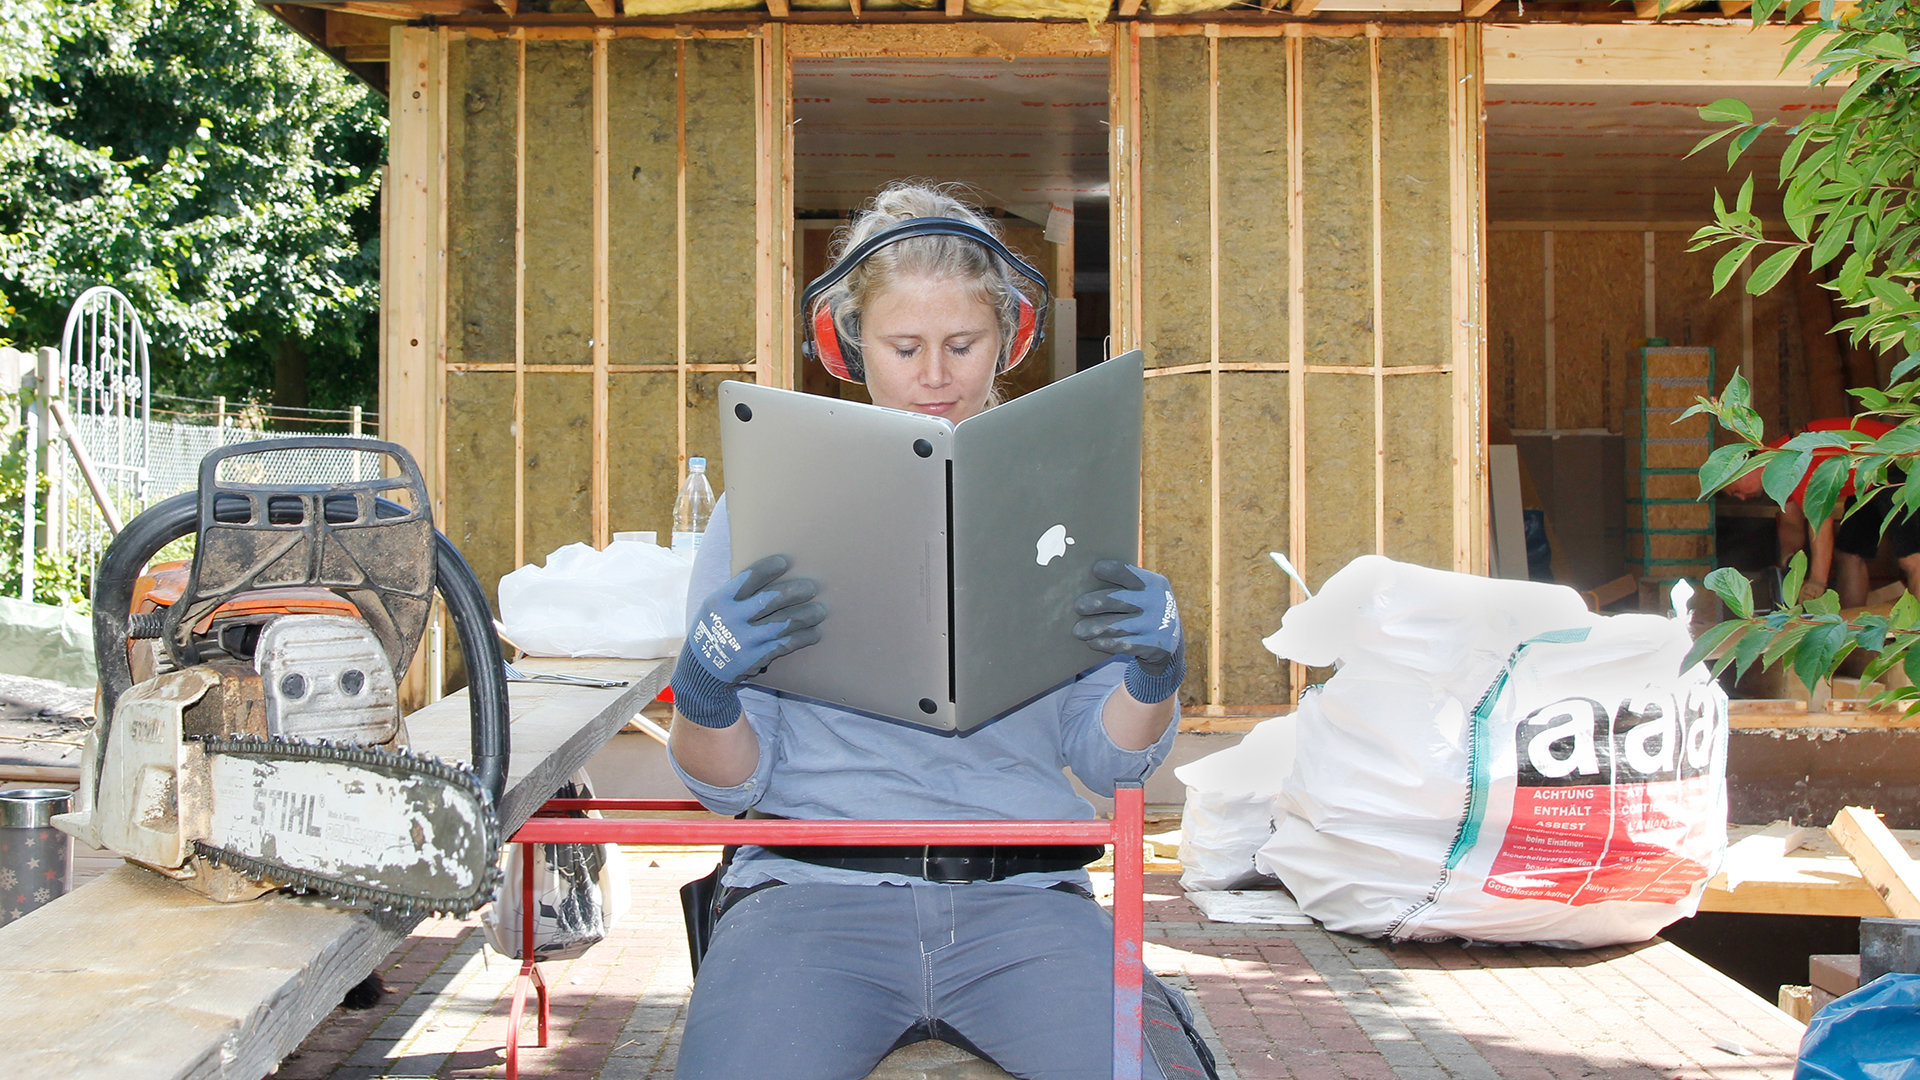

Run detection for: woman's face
[[859, 272, 1002, 425]]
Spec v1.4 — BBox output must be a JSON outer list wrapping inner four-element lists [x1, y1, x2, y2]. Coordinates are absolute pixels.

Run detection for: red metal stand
[[501, 782, 1147, 1080]]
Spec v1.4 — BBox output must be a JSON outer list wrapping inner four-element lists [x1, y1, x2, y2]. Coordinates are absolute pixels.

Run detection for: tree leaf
[[1783, 550, 1809, 609], [1804, 454, 1850, 531], [1698, 443, 1755, 496], [1732, 620, 1772, 677], [1705, 566, 1756, 620], [1683, 619, 1747, 674], [1748, 245, 1803, 294], [1699, 98, 1757, 125], [1795, 620, 1850, 692], [1714, 241, 1760, 293], [1762, 448, 1815, 507]]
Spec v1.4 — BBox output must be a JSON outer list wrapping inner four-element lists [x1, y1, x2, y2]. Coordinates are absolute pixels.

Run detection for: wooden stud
[[1287, 32, 1307, 700], [785, 23, 1107, 58], [849, 0, 862, 18], [583, 0, 615, 15], [1118, 0, 1143, 14], [767, 0, 790, 16], [592, 35, 611, 549], [946, 0, 965, 15], [777, 27, 795, 385], [1207, 27, 1222, 708], [324, 11, 393, 49], [1369, 27, 1385, 555], [1292, 0, 1321, 13], [1543, 229, 1556, 430], [1830, 807, 1920, 919], [514, 36, 527, 569], [1130, 26, 1144, 353], [1453, 22, 1485, 574], [384, 27, 446, 526], [494, 0, 518, 13], [677, 39, 689, 474], [433, 30, 450, 528], [1463, 0, 1498, 14]]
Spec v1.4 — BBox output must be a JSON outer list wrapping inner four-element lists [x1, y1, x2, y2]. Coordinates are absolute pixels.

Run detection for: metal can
[[0, 788, 73, 925]]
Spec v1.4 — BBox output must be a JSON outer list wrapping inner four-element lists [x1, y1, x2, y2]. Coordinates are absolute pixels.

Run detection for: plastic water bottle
[[672, 457, 715, 560]]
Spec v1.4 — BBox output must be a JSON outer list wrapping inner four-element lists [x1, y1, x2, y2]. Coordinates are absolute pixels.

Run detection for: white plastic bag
[[1173, 715, 1295, 892], [483, 772, 631, 961], [499, 540, 691, 659], [1254, 555, 1728, 949]]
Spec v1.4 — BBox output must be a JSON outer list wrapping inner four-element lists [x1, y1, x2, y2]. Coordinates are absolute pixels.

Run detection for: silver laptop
[[718, 350, 1143, 732]]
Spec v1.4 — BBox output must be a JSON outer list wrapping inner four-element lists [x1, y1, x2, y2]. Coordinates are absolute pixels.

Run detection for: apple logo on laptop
[[1035, 523, 1075, 566]]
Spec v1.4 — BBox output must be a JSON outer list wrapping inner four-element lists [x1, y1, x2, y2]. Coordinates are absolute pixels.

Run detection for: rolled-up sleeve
[[1057, 660, 1181, 797]]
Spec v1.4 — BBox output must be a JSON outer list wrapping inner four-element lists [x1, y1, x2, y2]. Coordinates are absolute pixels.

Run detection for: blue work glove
[[1072, 559, 1186, 705], [672, 555, 826, 728]]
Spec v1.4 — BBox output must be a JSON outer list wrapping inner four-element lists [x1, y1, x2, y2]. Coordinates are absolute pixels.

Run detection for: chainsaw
[[55, 437, 511, 916]]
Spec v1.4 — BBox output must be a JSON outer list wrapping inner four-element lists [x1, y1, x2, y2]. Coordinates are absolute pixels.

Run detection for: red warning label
[[1484, 691, 1723, 907]]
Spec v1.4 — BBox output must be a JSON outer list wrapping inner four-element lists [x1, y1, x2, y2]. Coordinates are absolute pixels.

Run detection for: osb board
[[445, 38, 518, 371], [607, 37, 680, 365], [1648, 503, 1712, 529], [1303, 373, 1376, 586], [1644, 347, 1714, 380], [1137, 35, 1209, 373], [607, 369, 684, 540], [1653, 231, 1741, 390], [1219, 371, 1290, 706], [1488, 230, 1545, 431], [1751, 263, 1800, 434], [1300, 36, 1372, 371], [523, 370, 595, 565], [1143, 372, 1211, 708], [1383, 373, 1454, 569], [1218, 37, 1289, 367], [1551, 231, 1643, 432], [523, 41, 596, 368], [684, 40, 758, 366], [1377, 36, 1450, 370], [444, 372, 519, 607]]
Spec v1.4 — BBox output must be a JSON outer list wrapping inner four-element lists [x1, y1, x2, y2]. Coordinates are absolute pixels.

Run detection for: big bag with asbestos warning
[[1254, 555, 1728, 948]]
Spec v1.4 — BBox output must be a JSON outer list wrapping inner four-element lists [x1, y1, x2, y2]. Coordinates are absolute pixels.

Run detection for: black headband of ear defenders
[[800, 216, 1052, 337]]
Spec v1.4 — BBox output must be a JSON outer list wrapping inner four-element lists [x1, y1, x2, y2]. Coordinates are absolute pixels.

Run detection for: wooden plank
[[592, 37, 611, 550], [585, 0, 615, 14], [1464, 0, 1498, 13], [1483, 23, 1835, 87], [1208, 31, 1223, 706], [0, 656, 672, 1080], [1830, 806, 1920, 918], [1287, 32, 1306, 700], [1698, 819, 1898, 918]]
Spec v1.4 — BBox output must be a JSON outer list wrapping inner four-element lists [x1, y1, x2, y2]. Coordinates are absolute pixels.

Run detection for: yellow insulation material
[[1146, 0, 1237, 14], [621, 0, 760, 13], [967, 0, 1110, 19]]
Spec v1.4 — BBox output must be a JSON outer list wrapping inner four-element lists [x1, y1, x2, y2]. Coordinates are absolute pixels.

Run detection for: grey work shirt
[[668, 494, 1180, 890]]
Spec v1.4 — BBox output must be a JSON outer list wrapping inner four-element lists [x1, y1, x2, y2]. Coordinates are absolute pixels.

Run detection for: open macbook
[[718, 350, 1144, 732]]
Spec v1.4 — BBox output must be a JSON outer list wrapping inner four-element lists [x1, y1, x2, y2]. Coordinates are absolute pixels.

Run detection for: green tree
[[0, 0, 384, 411], [1685, 0, 1920, 703]]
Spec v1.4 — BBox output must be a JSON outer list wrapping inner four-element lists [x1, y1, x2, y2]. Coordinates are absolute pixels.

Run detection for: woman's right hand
[[671, 555, 826, 728]]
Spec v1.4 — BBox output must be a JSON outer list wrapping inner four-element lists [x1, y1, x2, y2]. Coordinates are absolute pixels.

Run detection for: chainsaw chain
[[189, 734, 504, 918]]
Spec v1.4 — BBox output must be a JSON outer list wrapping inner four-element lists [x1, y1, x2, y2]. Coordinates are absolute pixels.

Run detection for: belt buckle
[[921, 846, 998, 883]]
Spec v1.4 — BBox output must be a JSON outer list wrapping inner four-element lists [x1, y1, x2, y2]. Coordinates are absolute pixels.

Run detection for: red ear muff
[[1003, 292, 1038, 373], [801, 216, 1049, 384], [810, 301, 860, 383]]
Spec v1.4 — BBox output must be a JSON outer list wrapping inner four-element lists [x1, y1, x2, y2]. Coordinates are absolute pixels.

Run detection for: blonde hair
[[814, 180, 1035, 384]]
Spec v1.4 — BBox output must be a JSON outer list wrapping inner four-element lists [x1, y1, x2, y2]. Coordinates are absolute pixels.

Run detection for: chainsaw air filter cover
[[256, 614, 400, 747]]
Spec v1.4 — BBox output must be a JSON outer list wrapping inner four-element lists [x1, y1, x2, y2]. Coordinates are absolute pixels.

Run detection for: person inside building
[[1722, 416, 1920, 607], [663, 180, 1217, 1080]]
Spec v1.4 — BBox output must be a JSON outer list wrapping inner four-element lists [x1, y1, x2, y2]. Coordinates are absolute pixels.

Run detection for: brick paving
[[278, 852, 1806, 1080]]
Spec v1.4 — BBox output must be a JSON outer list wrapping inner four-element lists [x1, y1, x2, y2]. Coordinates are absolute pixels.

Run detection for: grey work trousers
[[673, 880, 1213, 1080]]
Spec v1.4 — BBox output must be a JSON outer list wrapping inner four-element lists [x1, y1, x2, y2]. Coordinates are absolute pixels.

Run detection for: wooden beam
[[1291, 0, 1321, 13], [584, 0, 615, 16], [495, 0, 518, 14], [1719, 0, 1753, 11], [1700, 820, 1898, 918], [849, 0, 863, 17], [1484, 23, 1837, 86], [1831, 807, 1920, 919], [323, 10, 389, 48], [767, 0, 790, 14], [1464, 0, 1499, 14]]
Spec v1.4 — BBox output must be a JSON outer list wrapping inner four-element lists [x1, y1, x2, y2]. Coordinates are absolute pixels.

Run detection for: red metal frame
[[501, 782, 1147, 1080]]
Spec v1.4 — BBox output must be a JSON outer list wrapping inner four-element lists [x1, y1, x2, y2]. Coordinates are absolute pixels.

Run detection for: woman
[[667, 181, 1213, 1080]]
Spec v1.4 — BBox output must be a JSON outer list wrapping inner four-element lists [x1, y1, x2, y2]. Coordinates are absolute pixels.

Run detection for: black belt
[[763, 843, 1106, 883]]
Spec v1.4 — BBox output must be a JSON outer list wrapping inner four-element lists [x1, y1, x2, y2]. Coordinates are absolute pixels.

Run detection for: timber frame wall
[[382, 20, 1488, 718]]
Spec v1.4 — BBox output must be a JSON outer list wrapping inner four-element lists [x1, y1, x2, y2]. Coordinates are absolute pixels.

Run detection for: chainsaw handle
[[93, 491, 510, 808]]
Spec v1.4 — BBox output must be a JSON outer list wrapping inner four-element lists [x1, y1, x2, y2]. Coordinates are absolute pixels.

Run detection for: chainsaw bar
[[191, 735, 503, 917]]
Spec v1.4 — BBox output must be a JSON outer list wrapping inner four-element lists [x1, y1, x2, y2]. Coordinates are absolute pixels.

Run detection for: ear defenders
[[800, 216, 1050, 384]]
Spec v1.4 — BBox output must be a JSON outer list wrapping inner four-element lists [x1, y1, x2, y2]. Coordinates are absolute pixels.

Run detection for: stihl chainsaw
[[56, 437, 511, 916]]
